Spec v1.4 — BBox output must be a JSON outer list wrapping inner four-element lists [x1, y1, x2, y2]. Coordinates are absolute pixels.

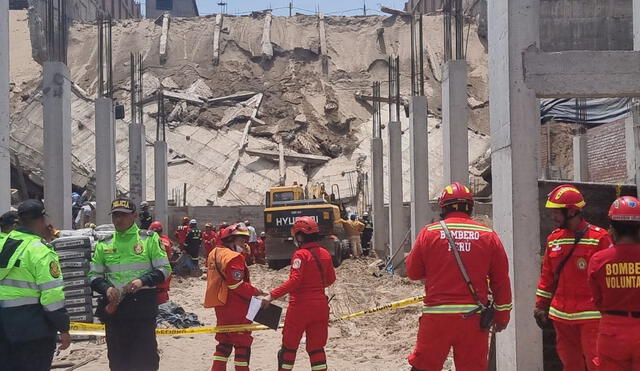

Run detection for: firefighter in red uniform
[[150, 221, 173, 304], [204, 223, 263, 371], [588, 196, 640, 371], [215, 222, 229, 247], [534, 184, 613, 371], [406, 182, 512, 371], [174, 216, 191, 250], [202, 223, 217, 264], [254, 232, 266, 265], [261, 216, 336, 371]]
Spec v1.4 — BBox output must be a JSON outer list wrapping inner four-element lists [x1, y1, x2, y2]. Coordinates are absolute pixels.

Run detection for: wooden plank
[[261, 11, 273, 60], [277, 136, 286, 186], [217, 93, 264, 197], [380, 6, 411, 16], [162, 90, 206, 105], [523, 47, 640, 98], [159, 13, 170, 63], [245, 148, 331, 164], [207, 91, 257, 105], [319, 13, 328, 75], [212, 14, 223, 65]]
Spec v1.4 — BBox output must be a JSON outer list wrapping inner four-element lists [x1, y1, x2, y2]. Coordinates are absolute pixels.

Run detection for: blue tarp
[[540, 98, 631, 125]]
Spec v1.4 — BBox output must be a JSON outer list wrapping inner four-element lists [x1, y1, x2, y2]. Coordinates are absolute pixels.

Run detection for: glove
[[533, 309, 550, 329]]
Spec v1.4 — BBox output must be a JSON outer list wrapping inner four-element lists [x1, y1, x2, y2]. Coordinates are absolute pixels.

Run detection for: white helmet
[[190, 219, 197, 225]]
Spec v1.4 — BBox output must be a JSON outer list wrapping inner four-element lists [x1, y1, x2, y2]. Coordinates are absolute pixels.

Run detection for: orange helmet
[[219, 223, 250, 241], [438, 182, 474, 208], [291, 216, 320, 237], [149, 221, 163, 233], [609, 196, 640, 221], [546, 185, 585, 210]]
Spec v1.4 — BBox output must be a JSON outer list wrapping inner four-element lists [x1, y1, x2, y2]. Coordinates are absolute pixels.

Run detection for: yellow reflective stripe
[[213, 356, 228, 362], [422, 304, 479, 314], [234, 361, 249, 367], [228, 281, 243, 290], [282, 364, 294, 370], [549, 307, 601, 321], [495, 303, 513, 311], [548, 239, 600, 246], [536, 289, 553, 299], [427, 224, 492, 232], [311, 364, 327, 370]]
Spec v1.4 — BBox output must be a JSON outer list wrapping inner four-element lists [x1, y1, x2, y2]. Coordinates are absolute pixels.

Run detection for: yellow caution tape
[[69, 295, 424, 337], [332, 295, 425, 322]]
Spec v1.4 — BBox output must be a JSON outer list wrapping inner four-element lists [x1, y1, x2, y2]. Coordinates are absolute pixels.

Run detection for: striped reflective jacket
[[0, 228, 69, 342], [406, 213, 513, 324], [89, 224, 171, 290], [536, 221, 613, 323]]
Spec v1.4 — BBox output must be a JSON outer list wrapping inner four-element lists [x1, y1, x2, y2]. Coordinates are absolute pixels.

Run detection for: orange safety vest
[[204, 246, 242, 307]]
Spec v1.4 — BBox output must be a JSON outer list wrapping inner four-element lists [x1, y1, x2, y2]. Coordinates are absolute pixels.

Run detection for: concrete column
[[409, 96, 431, 246], [371, 137, 387, 258], [95, 98, 116, 225], [154, 140, 168, 230], [0, 2, 10, 210], [442, 60, 469, 185], [488, 0, 543, 369], [43, 62, 72, 229], [573, 134, 588, 182], [388, 120, 404, 268], [129, 123, 146, 207]]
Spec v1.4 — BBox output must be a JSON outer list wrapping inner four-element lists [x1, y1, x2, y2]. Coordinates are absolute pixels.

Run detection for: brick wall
[[586, 119, 627, 182]]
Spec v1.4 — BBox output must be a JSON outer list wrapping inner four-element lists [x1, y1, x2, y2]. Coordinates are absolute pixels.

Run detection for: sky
[[194, 0, 407, 16]]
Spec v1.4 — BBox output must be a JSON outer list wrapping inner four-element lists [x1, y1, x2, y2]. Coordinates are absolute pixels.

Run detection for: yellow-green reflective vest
[[0, 229, 66, 312], [89, 224, 171, 289]]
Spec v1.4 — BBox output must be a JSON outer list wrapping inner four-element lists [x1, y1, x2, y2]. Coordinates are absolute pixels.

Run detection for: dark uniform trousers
[[0, 335, 56, 371], [105, 317, 159, 371]]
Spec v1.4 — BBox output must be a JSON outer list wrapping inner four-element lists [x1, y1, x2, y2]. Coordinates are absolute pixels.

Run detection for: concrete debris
[[380, 6, 411, 17], [212, 14, 223, 65], [260, 11, 273, 60], [8, 13, 491, 206], [246, 147, 331, 165], [161, 77, 180, 90], [185, 79, 213, 99], [159, 13, 171, 64]]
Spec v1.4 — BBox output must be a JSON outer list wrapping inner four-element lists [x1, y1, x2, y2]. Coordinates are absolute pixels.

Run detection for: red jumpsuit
[[254, 238, 266, 265], [270, 242, 336, 371], [210, 247, 259, 371], [536, 221, 612, 371], [175, 225, 190, 249], [202, 230, 217, 263], [589, 243, 640, 371], [156, 234, 173, 304], [406, 212, 512, 371]]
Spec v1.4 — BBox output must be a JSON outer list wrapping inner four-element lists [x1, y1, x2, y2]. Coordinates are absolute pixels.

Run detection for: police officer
[[405, 182, 512, 371], [0, 200, 71, 371], [89, 197, 171, 371], [0, 210, 19, 239], [139, 201, 152, 230], [588, 196, 640, 370], [534, 185, 612, 371], [262, 216, 337, 371]]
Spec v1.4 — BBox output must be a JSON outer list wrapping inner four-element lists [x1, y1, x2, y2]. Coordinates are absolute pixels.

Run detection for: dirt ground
[[53, 258, 458, 371]]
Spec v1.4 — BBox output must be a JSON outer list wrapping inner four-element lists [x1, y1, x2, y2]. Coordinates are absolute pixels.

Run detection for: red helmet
[[205, 223, 213, 228], [182, 216, 190, 223], [291, 216, 320, 237], [609, 196, 640, 221], [438, 182, 474, 208], [546, 184, 585, 210], [219, 221, 229, 228], [219, 223, 251, 241], [149, 221, 163, 233]]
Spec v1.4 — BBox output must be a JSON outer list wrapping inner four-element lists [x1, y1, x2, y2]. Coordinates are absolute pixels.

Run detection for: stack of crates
[[51, 235, 94, 323]]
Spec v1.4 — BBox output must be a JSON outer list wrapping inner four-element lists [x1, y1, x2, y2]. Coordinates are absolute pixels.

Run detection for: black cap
[[17, 200, 47, 220], [0, 211, 19, 227], [110, 197, 136, 214]]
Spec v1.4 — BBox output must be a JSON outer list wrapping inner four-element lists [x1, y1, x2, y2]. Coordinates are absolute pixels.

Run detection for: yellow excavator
[[263, 182, 350, 269]]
